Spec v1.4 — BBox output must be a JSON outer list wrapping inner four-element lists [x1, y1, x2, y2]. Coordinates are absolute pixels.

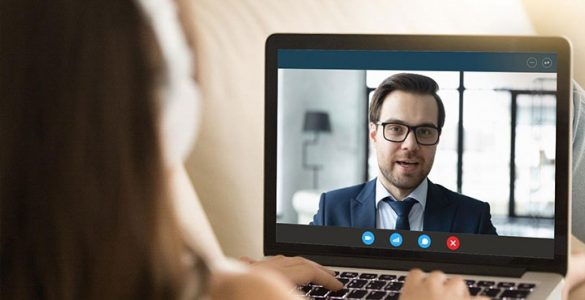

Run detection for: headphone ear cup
[[160, 76, 201, 166], [134, 0, 199, 166]]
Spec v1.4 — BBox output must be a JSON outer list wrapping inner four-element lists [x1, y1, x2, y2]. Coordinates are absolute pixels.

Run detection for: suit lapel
[[423, 181, 456, 232], [350, 179, 377, 228]]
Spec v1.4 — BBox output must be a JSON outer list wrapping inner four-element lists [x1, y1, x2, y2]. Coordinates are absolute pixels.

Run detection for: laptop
[[264, 34, 572, 299]]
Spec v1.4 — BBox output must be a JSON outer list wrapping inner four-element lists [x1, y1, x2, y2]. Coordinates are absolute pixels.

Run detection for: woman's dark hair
[[0, 0, 201, 298], [369, 73, 446, 128]]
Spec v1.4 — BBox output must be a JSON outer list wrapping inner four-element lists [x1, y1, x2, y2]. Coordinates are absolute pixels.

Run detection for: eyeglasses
[[375, 122, 441, 145]]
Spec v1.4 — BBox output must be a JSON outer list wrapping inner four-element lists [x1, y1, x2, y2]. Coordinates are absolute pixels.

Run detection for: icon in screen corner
[[542, 57, 553, 68], [389, 232, 403, 247], [362, 231, 375, 245], [446, 236, 460, 251], [526, 57, 538, 68], [417, 234, 431, 249]]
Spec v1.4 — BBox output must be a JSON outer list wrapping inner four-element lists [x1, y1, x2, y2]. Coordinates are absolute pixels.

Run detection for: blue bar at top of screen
[[277, 50, 557, 72]]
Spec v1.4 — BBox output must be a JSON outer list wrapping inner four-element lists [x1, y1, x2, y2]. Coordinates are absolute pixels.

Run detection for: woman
[[0, 0, 501, 299], [1, 0, 196, 297]]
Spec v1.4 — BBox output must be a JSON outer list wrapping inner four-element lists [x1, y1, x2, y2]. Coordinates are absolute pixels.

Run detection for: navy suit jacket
[[311, 179, 497, 235]]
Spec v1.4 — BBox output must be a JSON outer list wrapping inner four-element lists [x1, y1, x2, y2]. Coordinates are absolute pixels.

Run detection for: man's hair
[[369, 73, 446, 128]]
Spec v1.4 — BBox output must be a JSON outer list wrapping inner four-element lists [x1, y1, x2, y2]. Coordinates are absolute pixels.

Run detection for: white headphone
[[135, 0, 201, 166], [133, 0, 249, 275]]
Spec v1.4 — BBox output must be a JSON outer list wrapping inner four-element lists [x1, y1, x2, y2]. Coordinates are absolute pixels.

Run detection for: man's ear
[[369, 122, 378, 143]]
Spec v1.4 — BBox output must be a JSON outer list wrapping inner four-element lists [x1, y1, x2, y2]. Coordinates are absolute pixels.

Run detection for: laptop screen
[[265, 34, 571, 273]]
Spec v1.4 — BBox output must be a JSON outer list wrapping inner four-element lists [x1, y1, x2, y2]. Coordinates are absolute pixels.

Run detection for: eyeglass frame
[[374, 121, 442, 146]]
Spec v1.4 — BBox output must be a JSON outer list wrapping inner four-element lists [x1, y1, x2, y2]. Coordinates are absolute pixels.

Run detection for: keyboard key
[[379, 274, 397, 281], [299, 285, 312, 295], [366, 280, 387, 290], [481, 288, 501, 297], [397, 275, 407, 282], [308, 287, 329, 297], [384, 292, 400, 300], [346, 289, 368, 299], [360, 273, 379, 279], [347, 279, 368, 289], [338, 278, 350, 286], [340, 272, 359, 278], [334, 271, 340, 276], [384, 282, 403, 291], [477, 280, 495, 287], [517, 283, 536, 290], [500, 289, 531, 298], [468, 286, 482, 296], [366, 291, 387, 299], [327, 288, 349, 298], [497, 282, 516, 288], [464, 279, 476, 286]]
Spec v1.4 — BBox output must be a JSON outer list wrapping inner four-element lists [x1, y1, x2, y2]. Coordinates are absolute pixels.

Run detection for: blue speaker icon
[[390, 233, 403, 247]]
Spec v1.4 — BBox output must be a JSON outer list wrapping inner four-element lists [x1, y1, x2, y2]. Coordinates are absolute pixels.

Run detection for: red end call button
[[446, 236, 460, 251]]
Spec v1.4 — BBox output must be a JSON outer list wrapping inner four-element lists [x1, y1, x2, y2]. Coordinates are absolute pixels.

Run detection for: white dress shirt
[[375, 177, 428, 231]]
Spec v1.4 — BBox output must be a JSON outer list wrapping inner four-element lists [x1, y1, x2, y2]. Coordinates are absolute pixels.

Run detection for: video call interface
[[275, 49, 558, 258]]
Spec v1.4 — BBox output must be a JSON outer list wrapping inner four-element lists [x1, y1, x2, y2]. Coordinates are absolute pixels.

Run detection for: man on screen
[[311, 73, 497, 234]]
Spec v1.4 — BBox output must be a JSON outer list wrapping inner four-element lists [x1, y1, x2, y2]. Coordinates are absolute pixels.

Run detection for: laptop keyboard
[[298, 271, 536, 299]]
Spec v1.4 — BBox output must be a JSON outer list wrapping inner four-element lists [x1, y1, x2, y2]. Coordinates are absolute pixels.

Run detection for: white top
[[375, 178, 428, 231]]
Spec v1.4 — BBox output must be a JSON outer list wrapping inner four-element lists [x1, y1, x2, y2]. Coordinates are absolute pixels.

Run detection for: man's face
[[369, 90, 439, 199]]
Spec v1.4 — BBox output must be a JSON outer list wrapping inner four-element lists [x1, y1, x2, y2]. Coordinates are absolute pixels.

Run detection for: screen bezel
[[264, 34, 571, 276]]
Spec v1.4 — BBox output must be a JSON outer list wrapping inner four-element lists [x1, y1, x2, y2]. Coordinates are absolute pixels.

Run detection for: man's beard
[[380, 164, 429, 192]]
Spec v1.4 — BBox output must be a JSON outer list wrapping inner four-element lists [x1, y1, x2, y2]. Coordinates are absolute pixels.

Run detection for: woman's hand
[[240, 255, 343, 291], [400, 269, 489, 300]]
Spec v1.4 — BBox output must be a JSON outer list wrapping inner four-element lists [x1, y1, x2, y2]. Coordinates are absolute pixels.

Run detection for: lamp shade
[[302, 111, 331, 133]]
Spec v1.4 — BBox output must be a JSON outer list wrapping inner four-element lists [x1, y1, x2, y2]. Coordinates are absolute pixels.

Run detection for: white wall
[[277, 69, 367, 223]]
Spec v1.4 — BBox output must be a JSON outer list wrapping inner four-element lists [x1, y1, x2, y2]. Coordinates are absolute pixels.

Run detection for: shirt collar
[[375, 177, 428, 208]]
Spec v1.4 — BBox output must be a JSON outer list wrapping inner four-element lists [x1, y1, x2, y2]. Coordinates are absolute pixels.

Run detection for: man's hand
[[400, 269, 489, 300], [240, 255, 343, 291]]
